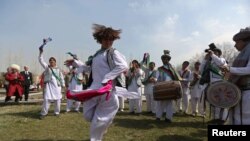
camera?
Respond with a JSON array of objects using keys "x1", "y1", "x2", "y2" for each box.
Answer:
[{"x1": 205, "y1": 43, "x2": 217, "y2": 53}]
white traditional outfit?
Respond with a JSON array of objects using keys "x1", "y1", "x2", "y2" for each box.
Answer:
[
  {"x1": 190, "y1": 70, "x2": 205, "y2": 116},
  {"x1": 155, "y1": 64, "x2": 180, "y2": 121},
  {"x1": 66, "y1": 67, "x2": 83, "y2": 112},
  {"x1": 39, "y1": 54, "x2": 65, "y2": 116},
  {"x1": 200, "y1": 53, "x2": 227, "y2": 121},
  {"x1": 127, "y1": 68, "x2": 143, "y2": 114},
  {"x1": 74, "y1": 48, "x2": 128, "y2": 141},
  {"x1": 141, "y1": 65, "x2": 157, "y2": 113},
  {"x1": 228, "y1": 28, "x2": 250, "y2": 124},
  {"x1": 177, "y1": 68, "x2": 192, "y2": 114}
]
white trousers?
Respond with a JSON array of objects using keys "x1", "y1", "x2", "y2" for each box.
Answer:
[
  {"x1": 118, "y1": 96, "x2": 124, "y2": 110},
  {"x1": 129, "y1": 98, "x2": 142, "y2": 113},
  {"x1": 66, "y1": 99, "x2": 81, "y2": 112},
  {"x1": 41, "y1": 99, "x2": 61, "y2": 115},
  {"x1": 83, "y1": 92, "x2": 119, "y2": 141},
  {"x1": 190, "y1": 97, "x2": 205, "y2": 115},
  {"x1": 177, "y1": 87, "x2": 190, "y2": 113},
  {"x1": 155, "y1": 100, "x2": 174, "y2": 120},
  {"x1": 145, "y1": 93, "x2": 156, "y2": 113},
  {"x1": 210, "y1": 107, "x2": 228, "y2": 120},
  {"x1": 229, "y1": 90, "x2": 250, "y2": 125}
]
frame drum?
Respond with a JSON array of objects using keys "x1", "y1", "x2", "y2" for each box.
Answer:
[{"x1": 206, "y1": 80, "x2": 241, "y2": 108}]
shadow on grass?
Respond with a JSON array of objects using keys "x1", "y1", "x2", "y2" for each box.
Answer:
[
  {"x1": 0, "y1": 101, "x2": 42, "y2": 107},
  {"x1": 14, "y1": 139, "x2": 89, "y2": 141},
  {"x1": 156, "y1": 134, "x2": 204, "y2": 141},
  {"x1": 114, "y1": 117, "x2": 207, "y2": 129},
  {"x1": 2, "y1": 109, "x2": 41, "y2": 119},
  {"x1": 156, "y1": 129, "x2": 207, "y2": 141}
]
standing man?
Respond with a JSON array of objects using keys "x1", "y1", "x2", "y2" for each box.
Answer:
[
  {"x1": 155, "y1": 50, "x2": 181, "y2": 123},
  {"x1": 20, "y1": 66, "x2": 33, "y2": 101},
  {"x1": 127, "y1": 60, "x2": 143, "y2": 115},
  {"x1": 190, "y1": 61, "x2": 205, "y2": 117},
  {"x1": 223, "y1": 27, "x2": 250, "y2": 125},
  {"x1": 141, "y1": 61, "x2": 158, "y2": 114},
  {"x1": 38, "y1": 40, "x2": 65, "y2": 119},
  {"x1": 66, "y1": 66, "x2": 83, "y2": 113},
  {"x1": 200, "y1": 43, "x2": 227, "y2": 124},
  {"x1": 177, "y1": 61, "x2": 192, "y2": 114}
]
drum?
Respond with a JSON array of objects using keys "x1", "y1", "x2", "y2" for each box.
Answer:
[
  {"x1": 206, "y1": 80, "x2": 241, "y2": 108},
  {"x1": 153, "y1": 81, "x2": 183, "y2": 100}
]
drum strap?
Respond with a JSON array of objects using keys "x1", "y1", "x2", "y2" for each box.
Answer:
[
  {"x1": 159, "y1": 67, "x2": 174, "y2": 80},
  {"x1": 240, "y1": 94, "x2": 243, "y2": 125},
  {"x1": 202, "y1": 84, "x2": 209, "y2": 118},
  {"x1": 232, "y1": 107, "x2": 235, "y2": 124}
]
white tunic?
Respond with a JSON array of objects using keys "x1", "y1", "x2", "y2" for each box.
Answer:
[
  {"x1": 127, "y1": 69, "x2": 144, "y2": 97},
  {"x1": 74, "y1": 49, "x2": 128, "y2": 120},
  {"x1": 68, "y1": 69, "x2": 83, "y2": 91},
  {"x1": 190, "y1": 71, "x2": 203, "y2": 98},
  {"x1": 39, "y1": 54, "x2": 65, "y2": 100}
]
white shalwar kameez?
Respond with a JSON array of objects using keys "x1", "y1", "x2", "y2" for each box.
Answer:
[
  {"x1": 177, "y1": 69, "x2": 192, "y2": 114},
  {"x1": 39, "y1": 54, "x2": 65, "y2": 116},
  {"x1": 229, "y1": 57, "x2": 250, "y2": 125},
  {"x1": 190, "y1": 71, "x2": 205, "y2": 116},
  {"x1": 66, "y1": 70, "x2": 82, "y2": 112},
  {"x1": 127, "y1": 69, "x2": 143, "y2": 114},
  {"x1": 74, "y1": 48, "x2": 128, "y2": 141},
  {"x1": 142, "y1": 69, "x2": 158, "y2": 113},
  {"x1": 155, "y1": 65, "x2": 174, "y2": 121},
  {"x1": 200, "y1": 54, "x2": 228, "y2": 120}
]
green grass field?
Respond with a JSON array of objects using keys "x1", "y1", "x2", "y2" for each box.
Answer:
[{"x1": 0, "y1": 100, "x2": 208, "y2": 141}]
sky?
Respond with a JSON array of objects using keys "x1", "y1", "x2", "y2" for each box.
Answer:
[{"x1": 0, "y1": 0, "x2": 249, "y2": 74}]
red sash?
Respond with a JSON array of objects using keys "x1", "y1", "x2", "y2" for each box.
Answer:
[{"x1": 159, "y1": 66, "x2": 174, "y2": 80}]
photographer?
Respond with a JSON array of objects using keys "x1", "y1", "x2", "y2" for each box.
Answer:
[{"x1": 200, "y1": 43, "x2": 228, "y2": 125}]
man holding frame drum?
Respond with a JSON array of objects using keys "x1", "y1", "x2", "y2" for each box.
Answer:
[
  {"x1": 200, "y1": 43, "x2": 228, "y2": 125},
  {"x1": 222, "y1": 26, "x2": 250, "y2": 125}
]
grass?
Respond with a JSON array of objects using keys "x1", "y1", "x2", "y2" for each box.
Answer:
[{"x1": 0, "y1": 99, "x2": 208, "y2": 141}]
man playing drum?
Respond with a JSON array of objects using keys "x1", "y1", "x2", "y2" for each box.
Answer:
[
  {"x1": 155, "y1": 50, "x2": 181, "y2": 123},
  {"x1": 200, "y1": 43, "x2": 228, "y2": 125},
  {"x1": 223, "y1": 26, "x2": 250, "y2": 125}
]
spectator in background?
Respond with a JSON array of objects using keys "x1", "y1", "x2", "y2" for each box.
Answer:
[
  {"x1": 3, "y1": 67, "x2": 12, "y2": 96},
  {"x1": 66, "y1": 66, "x2": 83, "y2": 113},
  {"x1": 5, "y1": 64, "x2": 24, "y2": 103},
  {"x1": 20, "y1": 66, "x2": 33, "y2": 101}
]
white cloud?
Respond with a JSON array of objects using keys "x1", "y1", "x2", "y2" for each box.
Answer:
[
  {"x1": 191, "y1": 31, "x2": 200, "y2": 37},
  {"x1": 233, "y1": 5, "x2": 247, "y2": 15},
  {"x1": 164, "y1": 14, "x2": 179, "y2": 27}
]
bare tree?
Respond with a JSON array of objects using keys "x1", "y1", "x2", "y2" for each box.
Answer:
[
  {"x1": 187, "y1": 42, "x2": 238, "y2": 71},
  {"x1": 217, "y1": 42, "x2": 238, "y2": 65}
]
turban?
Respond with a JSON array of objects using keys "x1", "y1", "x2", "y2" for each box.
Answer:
[
  {"x1": 161, "y1": 50, "x2": 171, "y2": 60},
  {"x1": 233, "y1": 26, "x2": 250, "y2": 41}
]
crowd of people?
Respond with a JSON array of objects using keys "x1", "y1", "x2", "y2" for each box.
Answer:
[{"x1": 1, "y1": 25, "x2": 250, "y2": 141}]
